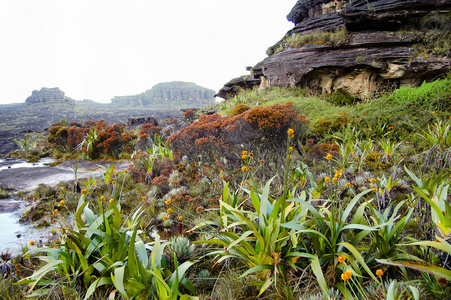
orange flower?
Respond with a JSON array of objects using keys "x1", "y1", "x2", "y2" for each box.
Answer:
[
  {"x1": 81, "y1": 189, "x2": 87, "y2": 194},
  {"x1": 332, "y1": 177, "x2": 338, "y2": 183},
  {"x1": 162, "y1": 215, "x2": 169, "y2": 221},
  {"x1": 341, "y1": 270, "x2": 352, "y2": 281},
  {"x1": 370, "y1": 178, "x2": 376, "y2": 183},
  {"x1": 345, "y1": 182, "x2": 351, "y2": 188},
  {"x1": 249, "y1": 153, "x2": 254, "y2": 158},
  {"x1": 372, "y1": 187, "x2": 377, "y2": 192},
  {"x1": 338, "y1": 255, "x2": 346, "y2": 263},
  {"x1": 29, "y1": 240, "x2": 35, "y2": 246},
  {"x1": 289, "y1": 147, "x2": 294, "y2": 152},
  {"x1": 142, "y1": 196, "x2": 147, "y2": 201},
  {"x1": 376, "y1": 269, "x2": 384, "y2": 276},
  {"x1": 196, "y1": 206, "x2": 203, "y2": 214},
  {"x1": 260, "y1": 159, "x2": 265, "y2": 165},
  {"x1": 335, "y1": 171, "x2": 342, "y2": 178},
  {"x1": 241, "y1": 166, "x2": 248, "y2": 172},
  {"x1": 324, "y1": 176, "x2": 330, "y2": 182},
  {"x1": 326, "y1": 153, "x2": 333, "y2": 160},
  {"x1": 109, "y1": 198, "x2": 114, "y2": 203},
  {"x1": 58, "y1": 200, "x2": 65, "y2": 207}
]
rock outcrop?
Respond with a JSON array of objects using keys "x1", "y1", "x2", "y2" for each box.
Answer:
[
  {"x1": 25, "y1": 87, "x2": 66, "y2": 104},
  {"x1": 127, "y1": 117, "x2": 159, "y2": 127},
  {"x1": 111, "y1": 81, "x2": 216, "y2": 108},
  {"x1": 217, "y1": 0, "x2": 451, "y2": 99}
]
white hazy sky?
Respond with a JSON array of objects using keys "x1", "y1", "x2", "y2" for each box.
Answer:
[{"x1": 0, "y1": 0, "x2": 295, "y2": 104}]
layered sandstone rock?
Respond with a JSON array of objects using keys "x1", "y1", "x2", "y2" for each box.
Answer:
[{"x1": 218, "y1": 0, "x2": 451, "y2": 99}]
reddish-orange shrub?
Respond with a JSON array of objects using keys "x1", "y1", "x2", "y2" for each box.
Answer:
[{"x1": 168, "y1": 103, "x2": 309, "y2": 166}]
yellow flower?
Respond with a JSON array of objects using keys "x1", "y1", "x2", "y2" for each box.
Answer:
[
  {"x1": 372, "y1": 187, "x2": 377, "y2": 192},
  {"x1": 287, "y1": 155, "x2": 292, "y2": 159},
  {"x1": 345, "y1": 182, "x2": 351, "y2": 188},
  {"x1": 241, "y1": 166, "x2": 248, "y2": 172},
  {"x1": 341, "y1": 270, "x2": 353, "y2": 281},
  {"x1": 109, "y1": 198, "x2": 114, "y2": 203},
  {"x1": 326, "y1": 153, "x2": 333, "y2": 160},
  {"x1": 112, "y1": 181, "x2": 116, "y2": 184},
  {"x1": 124, "y1": 169, "x2": 128, "y2": 173},
  {"x1": 335, "y1": 171, "x2": 342, "y2": 178},
  {"x1": 58, "y1": 200, "x2": 65, "y2": 207},
  {"x1": 162, "y1": 215, "x2": 169, "y2": 221},
  {"x1": 29, "y1": 240, "x2": 35, "y2": 246},
  {"x1": 287, "y1": 128, "x2": 294, "y2": 135},
  {"x1": 338, "y1": 255, "x2": 346, "y2": 263},
  {"x1": 289, "y1": 147, "x2": 294, "y2": 152},
  {"x1": 376, "y1": 269, "x2": 384, "y2": 276},
  {"x1": 242, "y1": 154, "x2": 248, "y2": 159},
  {"x1": 370, "y1": 178, "x2": 376, "y2": 183},
  {"x1": 100, "y1": 196, "x2": 106, "y2": 202},
  {"x1": 196, "y1": 206, "x2": 204, "y2": 214},
  {"x1": 291, "y1": 256, "x2": 300, "y2": 263},
  {"x1": 332, "y1": 177, "x2": 338, "y2": 183},
  {"x1": 165, "y1": 199, "x2": 172, "y2": 205},
  {"x1": 81, "y1": 189, "x2": 87, "y2": 194},
  {"x1": 178, "y1": 215, "x2": 183, "y2": 221},
  {"x1": 324, "y1": 176, "x2": 330, "y2": 183},
  {"x1": 244, "y1": 180, "x2": 249, "y2": 185},
  {"x1": 242, "y1": 150, "x2": 248, "y2": 156},
  {"x1": 142, "y1": 196, "x2": 147, "y2": 201},
  {"x1": 167, "y1": 208, "x2": 172, "y2": 214}
]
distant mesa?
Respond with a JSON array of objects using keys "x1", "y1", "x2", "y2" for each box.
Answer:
[
  {"x1": 111, "y1": 81, "x2": 216, "y2": 108},
  {"x1": 25, "y1": 87, "x2": 72, "y2": 104}
]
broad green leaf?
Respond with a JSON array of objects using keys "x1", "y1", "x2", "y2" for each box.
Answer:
[
  {"x1": 377, "y1": 259, "x2": 451, "y2": 280},
  {"x1": 113, "y1": 266, "x2": 128, "y2": 299}
]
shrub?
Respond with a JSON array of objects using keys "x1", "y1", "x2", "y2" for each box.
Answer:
[
  {"x1": 168, "y1": 103, "x2": 309, "y2": 166},
  {"x1": 230, "y1": 104, "x2": 250, "y2": 117}
]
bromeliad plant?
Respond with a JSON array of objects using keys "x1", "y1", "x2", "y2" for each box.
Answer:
[{"x1": 19, "y1": 189, "x2": 198, "y2": 299}]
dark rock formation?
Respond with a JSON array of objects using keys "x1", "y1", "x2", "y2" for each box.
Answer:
[
  {"x1": 111, "y1": 81, "x2": 216, "y2": 108},
  {"x1": 215, "y1": 75, "x2": 261, "y2": 99},
  {"x1": 25, "y1": 87, "x2": 66, "y2": 104},
  {"x1": 127, "y1": 117, "x2": 159, "y2": 127},
  {"x1": 218, "y1": 0, "x2": 451, "y2": 99}
]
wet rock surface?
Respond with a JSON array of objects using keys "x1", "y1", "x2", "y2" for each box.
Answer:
[{"x1": 0, "y1": 159, "x2": 131, "y2": 192}]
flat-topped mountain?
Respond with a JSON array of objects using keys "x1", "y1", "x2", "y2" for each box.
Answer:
[
  {"x1": 111, "y1": 81, "x2": 216, "y2": 108},
  {"x1": 25, "y1": 87, "x2": 72, "y2": 104}
]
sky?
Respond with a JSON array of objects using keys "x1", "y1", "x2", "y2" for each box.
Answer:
[{"x1": 0, "y1": 0, "x2": 295, "y2": 104}]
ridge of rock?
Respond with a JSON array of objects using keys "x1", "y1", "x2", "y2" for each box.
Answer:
[{"x1": 217, "y1": 0, "x2": 451, "y2": 99}]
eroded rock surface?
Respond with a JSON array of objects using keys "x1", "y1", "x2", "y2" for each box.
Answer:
[{"x1": 218, "y1": 0, "x2": 451, "y2": 99}]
